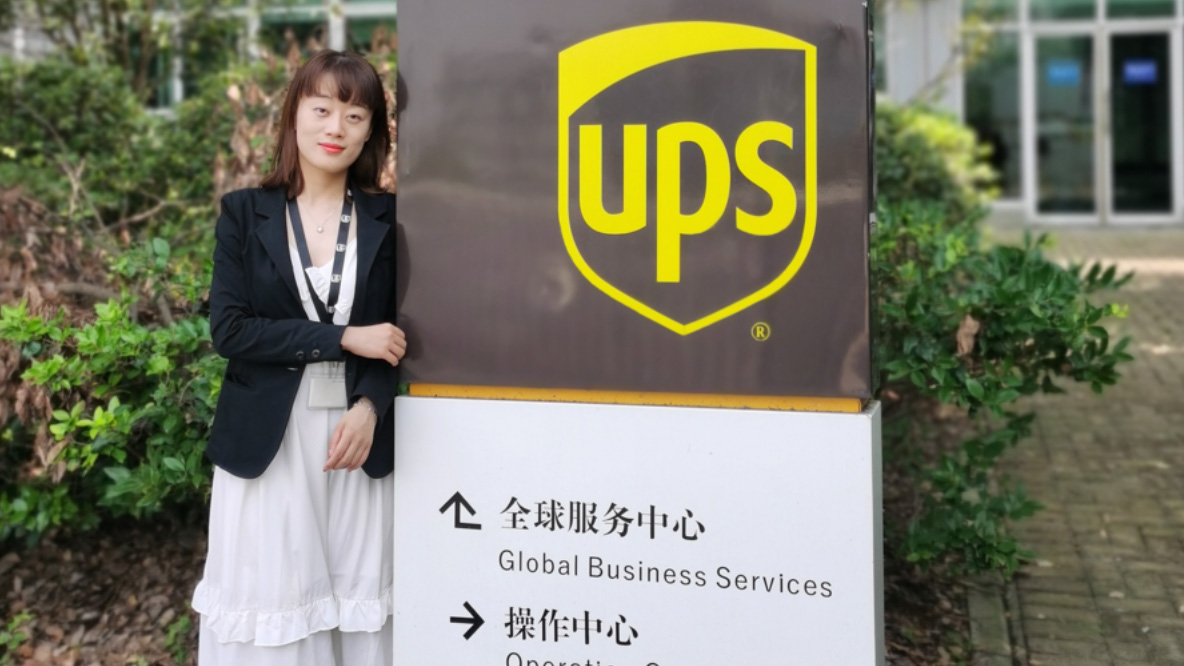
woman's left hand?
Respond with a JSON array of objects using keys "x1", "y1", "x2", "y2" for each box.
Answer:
[{"x1": 325, "y1": 401, "x2": 377, "y2": 472}]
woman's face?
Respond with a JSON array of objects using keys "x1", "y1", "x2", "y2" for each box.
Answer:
[{"x1": 294, "y1": 75, "x2": 373, "y2": 178}]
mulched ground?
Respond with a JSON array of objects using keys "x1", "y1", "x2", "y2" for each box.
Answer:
[
  {"x1": 0, "y1": 519, "x2": 204, "y2": 666},
  {"x1": 888, "y1": 574, "x2": 971, "y2": 665},
  {"x1": 884, "y1": 510, "x2": 974, "y2": 666},
  {"x1": 881, "y1": 403, "x2": 979, "y2": 666}
]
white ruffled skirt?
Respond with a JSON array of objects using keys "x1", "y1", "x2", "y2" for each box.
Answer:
[{"x1": 192, "y1": 362, "x2": 393, "y2": 666}]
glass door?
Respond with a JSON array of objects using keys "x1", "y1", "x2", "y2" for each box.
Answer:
[
  {"x1": 1028, "y1": 28, "x2": 1180, "y2": 224},
  {"x1": 1033, "y1": 34, "x2": 1097, "y2": 217},
  {"x1": 1107, "y1": 30, "x2": 1175, "y2": 220}
]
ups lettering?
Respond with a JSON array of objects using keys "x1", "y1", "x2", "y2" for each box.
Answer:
[{"x1": 578, "y1": 121, "x2": 797, "y2": 283}]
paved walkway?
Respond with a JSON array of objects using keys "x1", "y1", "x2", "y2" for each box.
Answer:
[{"x1": 986, "y1": 226, "x2": 1184, "y2": 666}]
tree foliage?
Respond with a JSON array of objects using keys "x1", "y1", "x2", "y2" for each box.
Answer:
[{"x1": 11, "y1": 0, "x2": 239, "y2": 103}]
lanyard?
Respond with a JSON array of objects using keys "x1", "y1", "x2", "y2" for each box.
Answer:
[{"x1": 288, "y1": 186, "x2": 353, "y2": 325}]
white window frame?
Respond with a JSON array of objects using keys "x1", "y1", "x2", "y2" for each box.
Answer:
[{"x1": 966, "y1": 0, "x2": 1184, "y2": 225}]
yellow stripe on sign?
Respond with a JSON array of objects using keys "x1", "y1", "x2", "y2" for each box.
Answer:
[{"x1": 408, "y1": 384, "x2": 864, "y2": 414}]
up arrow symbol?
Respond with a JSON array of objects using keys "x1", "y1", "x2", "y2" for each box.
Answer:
[{"x1": 439, "y1": 491, "x2": 482, "y2": 530}]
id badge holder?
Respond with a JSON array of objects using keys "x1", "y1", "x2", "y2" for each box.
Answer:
[{"x1": 308, "y1": 377, "x2": 348, "y2": 409}]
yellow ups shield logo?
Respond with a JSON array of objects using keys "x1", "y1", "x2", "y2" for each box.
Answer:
[{"x1": 558, "y1": 22, "x2": 818, "y2": 336}]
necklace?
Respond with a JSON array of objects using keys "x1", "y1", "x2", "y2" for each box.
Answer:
[{"x1": 297, "y1": 198, "x2": 337, "y2": 234}]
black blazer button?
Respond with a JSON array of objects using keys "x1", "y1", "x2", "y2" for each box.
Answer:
[
  {"x1": 312, "y1": 349, "x2": 321, "y2": 360},
  {"x1": 296, "y1": 351, "x2": 305, "y2": 361}
]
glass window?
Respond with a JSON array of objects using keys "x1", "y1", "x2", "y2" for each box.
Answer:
[
  {"x1": 1030, "y1": 0, "x2": 1096, "y2": 20},
  {"x1": 965, "y1": 32, "x2": 1022, "y2": 199},
  {"x1": 964, "y1": 0, "x2": 1019, "y2": 23},
  {"x1": 1107, "y1": 0, "x2": 1174, "y2": 18},
  {"x1": 347, "y1": 18, "x2": 397, "y2": 55}
]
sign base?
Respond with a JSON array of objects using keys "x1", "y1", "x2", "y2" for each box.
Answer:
[{"x1": 394, "y1": 397, "x2": 884, "y2": 665}]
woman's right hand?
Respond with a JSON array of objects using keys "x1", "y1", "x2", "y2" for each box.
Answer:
[{"x1": 341, "y1": 324, "x2": 406, "y2": 366}]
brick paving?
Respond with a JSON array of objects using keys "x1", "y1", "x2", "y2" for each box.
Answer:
[{"x1": 987, "y1": 226, "x2": 1184, "y2": 666}]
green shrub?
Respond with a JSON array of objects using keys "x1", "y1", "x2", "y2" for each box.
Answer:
[
  {"x1": 0, "y1": 58, "x2": 141, "y2": 162},
  {"x1": 0, "y1": 483, "x2": 88, "y2": 546},
  {"x1": 0, "y1": 56, "x2": 217, "y2": 248},
  {"x1": 873, "y1": 101, "x2": 1132, "y2": 574},
  {"x1": 876, "y1": 100, "x2": 996, "y2": 223},
  {"x1": 0, "y1": 240, "x2": 221, "y2": 540},
  {"x1": 0, "y1": 54, "x2": 295, "y2": 258},
  {"x1": 0, "y1": 57, "x2": 142, "y2": 214}
]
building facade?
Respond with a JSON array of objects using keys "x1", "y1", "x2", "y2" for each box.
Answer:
[{"x1": 884, "y1": 0, "x2": 1184, "y2": 226}]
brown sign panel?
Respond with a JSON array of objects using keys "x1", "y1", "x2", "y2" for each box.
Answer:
[{"x1": 396, "y1": 0, "x2": 872, "y2": 398}]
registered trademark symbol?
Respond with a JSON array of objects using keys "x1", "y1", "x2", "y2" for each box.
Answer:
[{"x1": 751, "y1": 322, "x2": 771, "y2": 342}]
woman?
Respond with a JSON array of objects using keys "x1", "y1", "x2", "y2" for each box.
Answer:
[{"x1": 192, "y1": 50, "x2": 403, "y2": 666}]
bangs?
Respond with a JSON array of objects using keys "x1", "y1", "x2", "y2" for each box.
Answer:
[{"x1": 293, "y1": 54, "x2": 384, "y2": 112}]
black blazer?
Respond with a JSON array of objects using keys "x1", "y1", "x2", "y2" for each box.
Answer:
[{"x1": 207, "y1": 186, "x2": 398, "y2": 479}]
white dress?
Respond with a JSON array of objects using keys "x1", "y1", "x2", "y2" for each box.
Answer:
[{"x1": 193, "y1": 208, "x2": 394, "y2": 666}]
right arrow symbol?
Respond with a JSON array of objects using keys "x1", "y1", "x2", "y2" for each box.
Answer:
[
  {"x1": 439, "y1": 491, "x2": 482, "y2": 530},
  {"x1": 450, "y1": 601, "x2": 485, "y2": 640}
]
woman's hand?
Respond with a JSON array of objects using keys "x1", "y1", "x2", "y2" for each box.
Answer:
[
  {"x1": 341, "y1": 323, "x2": 406, "y2": 366},
  {"x1": 325, "y1": 400, "x2": 378, "y2": 472}
]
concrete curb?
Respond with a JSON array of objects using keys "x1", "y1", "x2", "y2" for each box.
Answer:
[
  {"x1": 1003, "y1": 577, "x2": 1027, "y2": 665},
  {"x1": 969, "y1": 573, "x2": 1023, "y2": 666}
]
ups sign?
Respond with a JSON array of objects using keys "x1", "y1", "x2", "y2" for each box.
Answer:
[
  {"x1": 559, "y1": 22, "x2": 816, "y2": 335},
  {"x1": 397, "y1": 1, "x2": 872, "y2": 398}
]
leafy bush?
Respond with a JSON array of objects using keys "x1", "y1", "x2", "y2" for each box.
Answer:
[
  {"x1": 0, "y1": 58, "x2": 142, "y2": 215},
  {"x1": 875, "y1": 101, "x2": 996, "y2": 224},
  {"x1": 0, "y1": 58, "x2": 263, "y2": 539},
  {"x1": 0, "y1": 56, "x2": 218, "y2": 250},
  {"x1": 0, "y1": 241, "x2": 220, "y2": 543},
  {"x1": 873, "y1": 101, "x2": 1131, "y2": 574},
  {"x1": 0, "y1": 54, "x2": 301, "y2": 256}
]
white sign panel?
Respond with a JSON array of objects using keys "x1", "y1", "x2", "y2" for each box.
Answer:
[{"x1": 394, "y1": 397, "x2": 883, "y2": 665}]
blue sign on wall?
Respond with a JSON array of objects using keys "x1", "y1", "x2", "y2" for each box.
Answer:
[
  {"x1": 1124, "y1": 59, "x2": 1158, "y2": 86},
  {"x1": 1047, "y1": 60, "x2": 1082, "y2": 87}
]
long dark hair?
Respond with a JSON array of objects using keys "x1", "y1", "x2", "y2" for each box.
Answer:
[{"x1": 261, "y1": 50, "x2": 392, "y2": 198}]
